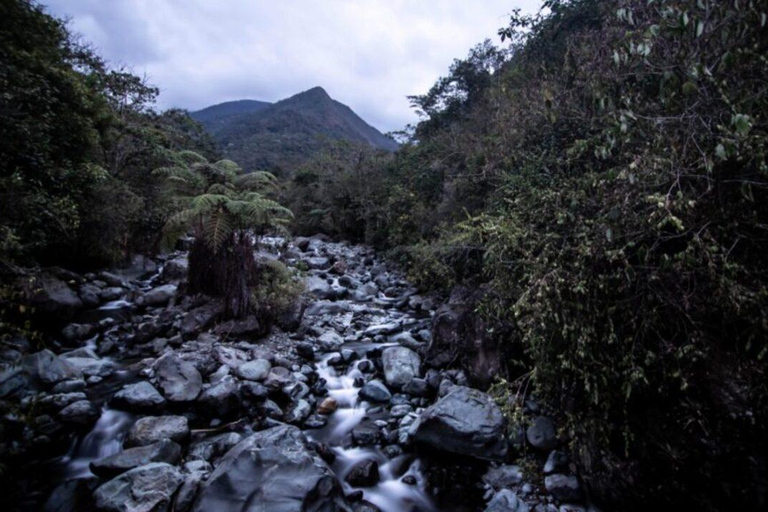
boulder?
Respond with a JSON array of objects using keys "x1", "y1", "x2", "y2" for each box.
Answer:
[
  {"x1": 483, "y1": 465, "x2": 524, "y2": 490},
  {"x1": 426, "y1": 286, "x2": 512, "y2": 388},
  {"x1": 90, "y1": 439, "x2": 182, "y2": 479},
  {"x1": 25, "y1": 273, "x2": 83, "y2": 323},
  {"x1": 318, "y1": 331, "x2": 344, "y2": 351},
  {"x1": 345, "y1": 459, "x2": 380, "y2": 487},
  {"x1": 409, "y1": 386, "x2": 507, "y2": 460},
  {"x1": 526, "y1": 416, "x2": 558, "y2": 451},
  {"x1": 126, "y1": 416, "x2": 189, "y2": 447},
  {"x1": 235, "y1": 359, "x2": 271, "y2": 381},
  {"x1": 358, "y1": 380, "x2": 391, "y2": 403},
  {"x1": 161, "y1": 257, "x2": 188, "y2": 282},
  {"x1": 544, "y1": 474, "x2": 582, "y2": 502},
  {"x1": 180, "y1": 300, "x2": 224, "y2": 339},
  {"x1": 197, "y1": 376, "x2": 240, "y2": 416},
  {"x1": 93, "y1": 462, "x2": 182, "y2": 512},
  {"x1": 112, "y1": 382, "x2": 166, "y2": 412},
  {"x1": 381, "y1": 346, "x2": 420, "y2": 388},
  {"x1": 142, "y1": 285, "x2": 177, "y2": 307},
  {"x1": 58, "y1": 400, "x2": 99, "y2": 425},
  {"x1": 154, "y1": 354, "x2": 202, "y2": 402},
  {"x1": 25, "y1": 349, "x2": 82, "y2": 385},
  {"x1": 192, "y1": 425, "x2": 348, "y2": 512},
  {"x1": 213, "y1": 315, "x2": 264, "y2": 338},
  {"x1": 484, "y1": 490, "x2": 530, "y2": 512}
]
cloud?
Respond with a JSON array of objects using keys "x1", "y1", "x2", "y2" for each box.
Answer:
[{"x1": 42, "y1": 0, "x2": 542, "y2": 132}]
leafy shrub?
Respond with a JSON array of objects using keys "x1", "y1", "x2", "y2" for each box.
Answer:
[{"x1": 250, "y1": 259, "x2": 304, "y2": 322}]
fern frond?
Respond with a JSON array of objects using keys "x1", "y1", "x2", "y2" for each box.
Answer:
[
  {"x1": 177, "y1": 150, "x2": 208, "y2": 166},
  {"x1": 160, "y1": 208, "x2": 199, "y2": 251},
  {"x1": 206, "y1": 183, "x2": 237, "y2": 197},
  {"x1": 202, "y1": 208, "x2": 233, "y2": 252}
]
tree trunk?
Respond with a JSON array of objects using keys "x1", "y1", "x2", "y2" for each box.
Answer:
[{"x1": 188, "y1": 231, "x2": 255, "y2": 318}]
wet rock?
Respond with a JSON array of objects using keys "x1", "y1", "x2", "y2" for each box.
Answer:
[
  {"x1": 304, "y1": 414, "x2": 327, "y2": 429},
  {"x1": 264, "y1": 366, "x2": 292, "y2": 390},
  {"x1": 317, "y1": 397, "x2": 338, "y2": 415},
  {"x1": 403, "y1": 377, "x2": 429, "y2": 397},
  {"x1": 345, "y1": 459, "x2": 380, "y2": 487},
  {"x1": 188, "y1": 432, "x2": 243, "y2": 463},
  {"x1": 79, "y1": 283, "x2": 102, "y2": 308},
  {"x1": 544, "y1": 474, "x2": 582, "y2": 502},
  {"x1": 351, "y1": 424, "x2": 381, "y2": 446},
  {"x1": 93, "y1": 462, "x2": 182, "y2": 512},
  {"x1": 112, "y1": 382, "x2": 166, "y2": 412},
  {"x1": 359, "y1": 380, "x2": 391, "y2": 403},
  {"x1": 90, "y1": 439, "x2": 182, "y2": 479},
  {"x1": 161, "y1": 257, "x2": 188, "y2": 282},
  {"x1": 294, "y1": 237, "x2": 311, "y2": 252},
  {"x1": 51, "y1": 379, "x2": 86, "y2": 394},
  {"x1": 180, "y1": 300, "x2": 224, "y2": 338},
  {"x1": 213, "y1": 315, "x2": 264, "y2": 338},
  {"x1": 381, "y1": 346, "x2": 420, "y2": 388},
  {"x1": 63, "y1": 357, "x2": 115, "y2": 378},
  {"x1": 126, "y1": 415, "x2": 189, "y2": 447},
  {"x1": 58, "y1": 399, "x2": 99, "y2": 425},
  {"x1": 544, "y1": 450, "x2": 569, "y2": 475},
  {"x1": 25, "y1": 273, "x2": 83, "y2": 323},
  {"x1": 427, "y1": 286, "x2": 510, "y2": 388},
  {"x1": 198, "y1": 376, "x2": 240, "y2": 416},
  {"x1": 99, "y1": 287, "x2": 124, "y2": 302},
  {"x1": 98, "y1": 271, "x2": 126, "y2": 288},
  {"x1": 526, "y1": 416, "x2": 558, "y2": 451},
  {"x1": 142, "y1": 285, "x2": 177, "y2": 307},
  {"x1": 295, "y1": 342, "x2": 315, "y2": 360},
  {"x1": 409, "y1": 386, "x2": 507, "y2": 460},
  {"x1": 485, "y1": 489, "x2": 530, "y2": 512},
  {"x1": 25, "y1": 349, "x2": 82, "y2": 385},
  {"x1": 154, "y1": 353, "x2": 202, "y2": 402},
  {"x1": 61, "y1": 323, "x2": 94, "y2": 342},
  {"x1": 318, "y1": 331, "x2": 344, "y2": 351},
  {"x1": 363, "y1": 322, "x2": 400, "y2": 337},
  {"x1": 483, "y1": 465, "x2": 524, "y2": 490},
  {"x1": 192, "y1": 425, "x2": 347, "y2": 512},
  {"x1": 235, "y1": 359, "x2": 271, "y2": 381},
  {"x1": 285, "y1": 399, "x2": 311, "y2": 424}
]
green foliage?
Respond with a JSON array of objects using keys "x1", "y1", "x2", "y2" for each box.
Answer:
[
  {"x1": 250, "y1": 259, "x2": 304, "y2": 321},
  {"x1": 0, "y1": 1, "x2": 219, "y2": 268},
  {"x1": 157, "y1": 153, "x2": 292, "y2": 253},
  {"x1": 289, "y1": 0, "x2": 768, "y2": 508}
]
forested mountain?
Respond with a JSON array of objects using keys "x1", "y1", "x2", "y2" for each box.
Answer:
[
  {"x1": 189, "y1": 99, "x2": 271, "y2": 129},
  {"x1": 191, "y1": 87, "x2": 398, "y2": 174}
]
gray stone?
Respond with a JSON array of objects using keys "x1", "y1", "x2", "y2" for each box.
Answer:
[
  {"x1": 126, "y1": 416, "x2": 189, "y2": 447},
  {"x1": 142, "y1": 285, "x2": 177, "y2": 307},
  {"x1": 26, "y1": 273, "x2": 83, "y2": 322},
  {"x1": 113, "y1": 382, "x2": 166, "y2": 412},
  {"x1": 235, "y1": 359, "x2": 271, "y2": 381},
  {"x1": 161, "y1": 257, "x2": 188, "y2": 282},
  {"x1": 188, "y1": 432, "x2": 243, "y2": 462},
  {"x1": 154, "y1": 354, "x2": 202, "y2": 402},
  {"x1": 25, "y1": 350, "x2": 82, "y2": 385},
  {"x1": 192, "y1": 425, "x2": 347, "y2": 512},
  {"x1": 197, "y1": 376, "x2": 240, "y2": 415},
  {"x1": 526, "y1": 416, "x2": 558, "y2": 451},
  {"x1": 345, "y1": 459, "x2": 380, "y2": 487},
  {"x1": 403, "y1": 377, "x2": 429, "y2": 397},
  {"x1": 58, "y1": 400, "x2": 99, "y2": 425},
  {"x1": 544, "y1": 474, "x2": 583, "y2": 502},
  {"x1": 409, "y1": 386, "x2": 507, "y2": 460},
  {"x1": 381, "y1": 346, "x2": 420, "y2": 388},
  {"x1": 485, "y1": 489, "x2": 530, "y2": 512},
  {"x1": 318, "y1": 331, "x2": 344, "y2": 351},
  {"x1": 544, "y1": 450, "x2": 569, "y2": 475},
  {"x1": 90, "y1": 439, "x2": 182, "y2": 478},
  {"x1": 483, "y1": 465, "x2": 524, "y2": 490},
  {"x1": 359, "y1": 380, "x2": 391, "y2": 403},
  {"x1": 93, "y1": 462, "x2": 182, "y2": 512},
  {"x1": 285, "y1": 399, "x2": 311, "y2": 424}
]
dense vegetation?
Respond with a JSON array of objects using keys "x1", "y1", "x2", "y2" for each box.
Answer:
[
  {"x1": 191, "y1": 87, "x2": 399, "y2": 176},
  {"x1": 286, "y1": 0, "x2": 768, "y2": 509},
  {"x1": 0, "y1": 1, "x2": 295, "y2": 333},
  {"x1": 0, "y1": 1, "x2": 220, "y2": 270}
]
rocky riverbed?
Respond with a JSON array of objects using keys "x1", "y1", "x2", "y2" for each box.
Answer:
[{"x1": 0, "y1": 236, "x2": 593, "y2": 512}]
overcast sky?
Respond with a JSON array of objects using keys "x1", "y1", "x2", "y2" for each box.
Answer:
[{"x1": 42, "y1": 0, "x2": 542, "y2": 133}]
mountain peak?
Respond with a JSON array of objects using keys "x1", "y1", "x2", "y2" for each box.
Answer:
[{"x1": 283, "y1": 86, "x2": 332, "y2": 105}]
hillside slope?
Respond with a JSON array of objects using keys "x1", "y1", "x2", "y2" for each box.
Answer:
[{"x1": 191, "y1": 87, "x2": 398, "y2": 174}]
